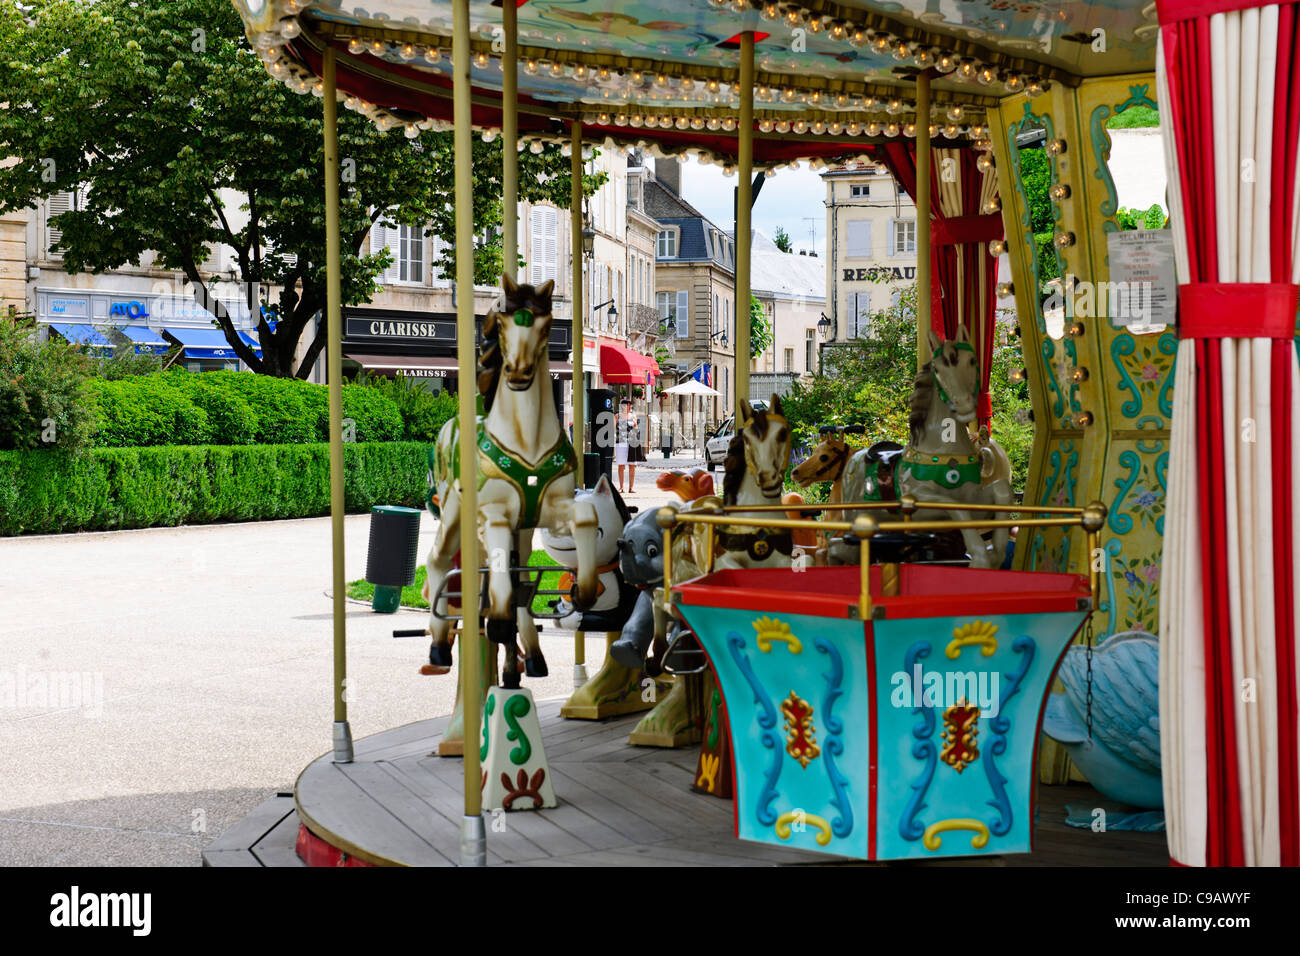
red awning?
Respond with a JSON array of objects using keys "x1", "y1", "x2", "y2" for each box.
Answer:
[{"x1": 599, "y1": 343, "x2": 658, "y2": 385}]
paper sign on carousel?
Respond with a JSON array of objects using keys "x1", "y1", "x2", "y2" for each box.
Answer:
[{"x1": 673, "y1": 564, "x2": 1091, "y2": 861}]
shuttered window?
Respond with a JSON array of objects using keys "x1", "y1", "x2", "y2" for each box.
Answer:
[
  {"x1": 370, "y1": 220, "x2": 401, "y2": 284},
  {"x1": 529, "y1": 206, "x2": 558, "y2": 285},
  {"x1": 45, "y1": 190, "x2": 78, "y2": 258},
  {"x1": 891, "y1": 220, "x2": 917, "y2": 255},
  {"x1": 845, "y1": 220, "x2": 872, "y2": 258}
]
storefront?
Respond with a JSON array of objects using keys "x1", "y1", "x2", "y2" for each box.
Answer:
[
  {"x1": 342, "y1": 306, "x2": 573, "y2": 398},
  {"x1": 34, "y1": 287, "x2": 257, "y2": 370}
]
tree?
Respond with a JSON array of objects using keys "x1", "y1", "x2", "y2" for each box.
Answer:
[
  {"x1": 772, "y1": 226, "x2": 793, "y2": 253},
  {"x1": 0, "y1": 0, "x2": 603, "y2": 378},
  {"x1": 748, "y1": 294, "x2": 773, "y2": 358}
]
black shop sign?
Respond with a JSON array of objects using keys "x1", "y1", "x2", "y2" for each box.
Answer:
[{"x1": 843, "y1": 266, "x2": 916, "y2": 282}]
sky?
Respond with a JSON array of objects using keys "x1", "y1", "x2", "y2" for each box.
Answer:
[{"x1": 662, "y1": 158, "x2": 829, "y2": 257}]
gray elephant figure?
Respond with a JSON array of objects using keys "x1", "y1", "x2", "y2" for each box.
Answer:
[{"x1": 609, "y1": 507, "x2": 671, "y2": 674}]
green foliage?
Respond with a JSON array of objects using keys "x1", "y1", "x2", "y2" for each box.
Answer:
[
  {"x1": 91, "y1": 346, "x2": 170, "y2": 380},
  {"x1": 0, "y1": 0, "x2": 599, "y2": 378},
  {"x1": 1105, "y1": 105, "x2": 1160, "y2": 129},
  {"x1": 749, "y1": 294, "x2": 774, "y2": 357},
  {"x1": 1115, "y1": 204, "x2": 1168, "y2": 230},
  {"x1": 782, "y1": 284, "x2": 918, "y2": 452},
  {"x1": 0, "y1": 316, "x2": 98, "y2": 451},
  {"x1": 0, "y1": 442, "x2": 427, "y2": 535},
  {"x1": 81, "y1": 369, "x2": 406, "y2": 446},
  {"x1": 772, "y1": 227, "x2": 793, "y2": 253},
  {"x1": 987, "y1": 341, "x2": 1034, "y2": 489},
  {"x1": 1034, "y1": 231, "x2": 1062, "y2": 288},
  {"x1": 354, "y1": 372, "x2": 457, "y2": 442},
  {"x1": 1018, "y1": 148, "x2": 1055, "y2": 234}
]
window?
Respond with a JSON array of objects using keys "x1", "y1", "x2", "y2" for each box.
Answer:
[
  {"x1": 846, "y1": 220, "x2": 871, "y2": 258},
  {"x1": 783, "y1": 348, "x2": 794, "y2": 373},
  {"x1": 713, "y1": 292, "x2": 719, "y2": 334},
  {"x1": 529, "y1": 206, "x2": 559, "y2": 284},
  {"x1": 850, "y1": 184, "x2": 870, "y2": 198},
  {"x1": 430, "y1": 234, "x2": 450, "y2": 286},
  {"x1": 656, "y1": 229, "x2": 677, "y2": 258},
  {"x1": 658, "y1": 289, "x2": 690, "y2": 337},
  {"x1": 398, "y1": 225, "x2": 424, "y2": 282},
  {"x1": 891, "y1": 220, "x2": 917, "y2": 255},
  {"x1": 847, "y1": 291, "x2": 873, "y2": 338},
  {"x1": 724, "y1": 298, "x2": 730, "y2": 344},
  {"x1": 805, "y1": 329, "x2": 815, "y2": 373},
  {"x1": 45, "y1": 190, "x2": 82, "y2": 258}
]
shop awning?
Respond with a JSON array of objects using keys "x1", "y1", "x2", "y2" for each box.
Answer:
[
  {"x1": 599, "y1": 343, "x2": 658, "y2": 385},
  {"x1": 344, "y1": 352, "x2": 459, "y2": 375},
  {"x1": 49, "y1": 323, "x2": 112, "y2": 348},
  {"x1": 163, "y1": 327, "x2": 248, "y2": 361},
  {"x1": 237, "y1": 331, "x2": 263, "y2": 357},
  {"x1": 118, "y1": 326, "x2": 170, "y2": 355}
]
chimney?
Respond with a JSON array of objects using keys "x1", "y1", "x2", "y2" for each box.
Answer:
[{"x1": 655, "y1": 157, "x2": 682, "y2": 196}]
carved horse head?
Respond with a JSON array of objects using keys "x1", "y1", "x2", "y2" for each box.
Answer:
[
  {"x1": 724, "y1": 394, "x2": 791, "y2": 504},
  {"x1": 923, "y1": 325, "x2": 981, "y2": 427},
  {"x1": 479, "y1": 275, "x2": 554, "y2": 406},
  {"x1": 791, "y1": 423, "x2": 864, "y2": 488}
]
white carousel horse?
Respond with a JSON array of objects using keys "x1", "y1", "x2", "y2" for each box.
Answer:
[
  {"x1": 425, "y1": 276, "x2": 598, "y2": 677},
  {"x1": 897, "y1": 327, "x2": 1013, "y2": 569},
  {"x1": 714, "y1": 394, "x2": 794, "y2": 571}
]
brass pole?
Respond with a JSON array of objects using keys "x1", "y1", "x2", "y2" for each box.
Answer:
[
  {"x1": 453, "y1": 0, "x2": 485, "y2": 864},
  {"x1": 501, "y1": 0, "x2": 518, "y2": 279},
  {"x1": 571, "y1": 121, "x2": 584, "y2": 486},
  {"x1": 915, "y1": 69, "x2": 933, "y2": 372},
  {"x1": 734, "y1": 30, "x2": 754, "y2": 407},
  {"x1": 859, "y1": 539, "x2": 871, "y2": 619},
  {"x1": 570, "y1": 120, "x2": 586, "y2": 686},
  {"x1": 322, "y1": 48, "x2": 352, "y2": 765}
]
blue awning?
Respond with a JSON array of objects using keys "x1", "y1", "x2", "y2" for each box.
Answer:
[
  {"x1": 237, "y1": 331, "x2": 263, "y2": 357},
  {"x1": 49, "y1": 323, "x2": 112, "y2": 348},
  {"x1": 118, "y1": 325, "x2": 170, "y2": 355},
  {"x1": 163, "y1": 327, "x2": 247, "y2": 361}
]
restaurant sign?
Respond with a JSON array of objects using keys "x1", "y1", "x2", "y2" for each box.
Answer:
[{"x1": 842, "y1": 266, "x2": 916, "y2": 282}]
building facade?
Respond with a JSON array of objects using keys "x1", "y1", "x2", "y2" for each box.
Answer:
[
  {"x1": 646, "y1": 159, "x2": 736, "y2": 430},
  {"x1": 750, "y1": 229, "x2": 826, "y2": 395},
  {"x1": 822, "y1": 161, "x2": 918, "y2": 344}
]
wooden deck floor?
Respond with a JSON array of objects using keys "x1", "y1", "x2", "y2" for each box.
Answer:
[{"x1": 205, "y1": 698, "x2": 1169, "y2": 867}]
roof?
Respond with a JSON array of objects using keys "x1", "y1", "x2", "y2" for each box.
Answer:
[
  {"x1": 749, "y1": 231, "x2": 826, "y2": 302},
  {"x1": 645, "y1": 177, "x2": 734, "y2": 273}
]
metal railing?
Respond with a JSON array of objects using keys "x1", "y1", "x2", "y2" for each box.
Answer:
[{"x1": 656, "y1": 496, "x2": 1108, "y2": 621}]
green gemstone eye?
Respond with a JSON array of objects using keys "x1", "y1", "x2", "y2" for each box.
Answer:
[{"x1": 513, "y1": 308, "x2": 535, "y2": 327}]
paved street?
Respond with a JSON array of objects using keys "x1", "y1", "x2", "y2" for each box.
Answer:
[{"x1": 0, "y1": 467, "x2": 687, "y2": 866}]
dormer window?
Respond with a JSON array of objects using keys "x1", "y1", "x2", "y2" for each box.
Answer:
[{"x1": 656, "y1": 229, "x2": 677, "y2": 258}]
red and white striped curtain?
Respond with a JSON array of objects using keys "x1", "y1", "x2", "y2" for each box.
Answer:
[
  {"x1": 1156, "y1": 0, "x2": 1300, "y2": 866},
  {"x1": 879, "y1": 143, "x2": 1003, "y2": 428}
]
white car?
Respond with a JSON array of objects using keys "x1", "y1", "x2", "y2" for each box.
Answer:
[{"x1": 704, "y1": 400, "x2": 769, "y2": 468}]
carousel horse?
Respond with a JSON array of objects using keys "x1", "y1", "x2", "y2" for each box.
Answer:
[
  {"x1": 714, "y1": 394, "x2": 794, "y2": 571},
  {"x1": 655, "y1": 466, "x2": 715, "y2": 502},
  {"x1": 897, "y1": 327, "x2": 1013, "y2": 568},
  {"x1": 424, "y1": 276, "x2": 599, "y2": 678}
]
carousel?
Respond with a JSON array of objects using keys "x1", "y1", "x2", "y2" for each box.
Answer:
[{"x1": 212, "y1": 0, "x2": 1299, "y2": 867}]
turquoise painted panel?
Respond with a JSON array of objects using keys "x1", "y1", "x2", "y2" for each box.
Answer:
[
  {"x1": 676, "y1": 604, "x2": 870, "y2": 860},
  {"x1": 872, "y1": 611, "x2": 1085, "y2": 860}
]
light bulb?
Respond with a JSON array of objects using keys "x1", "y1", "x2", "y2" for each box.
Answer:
[
  {"x1": 1049, "y1": 183, "x2": 1071, "y2": 201},
  {"x1": 1045, "y1": 138, "x2": 1067, "y2": 157},
  {"x1": 1004, "y1": 74, "x2": 1024, "y2": 93},
  {"x1": 988, "y1": 240, "x2": 1007, "y2": 257}
]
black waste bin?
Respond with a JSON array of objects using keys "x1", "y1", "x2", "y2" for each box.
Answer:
[{"x1": 365, "y1": 505, "x2": 423, "y2": 613}]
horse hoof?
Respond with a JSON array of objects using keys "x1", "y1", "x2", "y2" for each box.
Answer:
[
  {"x1": 609, "y1": 640, "x2": 645, "y2": 670},
  {"x1": 419, "y1": 664, "x2": 450, "y2": 676},
  {"x1": 428, "y1": 643, "x2": 453, "y2": 667},
  {"x1": 524, "y1": 656, "x2": 549, "y2": 678}
]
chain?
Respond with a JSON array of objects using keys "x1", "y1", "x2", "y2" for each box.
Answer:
[{"x1": 1084, "y1": 613, "x2": 1095, "y2": 741}]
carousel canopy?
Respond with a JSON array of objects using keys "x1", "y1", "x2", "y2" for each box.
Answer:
[{"x1": 232, "y1": 1, "x2": 1160, "y2": 170}]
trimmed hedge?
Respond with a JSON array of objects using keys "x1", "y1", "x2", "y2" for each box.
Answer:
[
  {"x1": 0, "y1": 441, "x2": 426, "y2": 536},
  {"x1": 82, "y1": 370, "x2": 404, "y2": 447}
]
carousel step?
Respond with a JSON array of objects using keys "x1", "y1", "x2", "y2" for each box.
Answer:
[{"x1": 201, "y1": 793, "x2": 306, "y2": 868}]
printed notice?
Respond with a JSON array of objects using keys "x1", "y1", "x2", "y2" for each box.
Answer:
[{"x1": 1105, "y1": 229, "x2": 1177, "y2": 331}]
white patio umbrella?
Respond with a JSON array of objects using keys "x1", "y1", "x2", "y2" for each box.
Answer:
[{"x1": 663, "y1": 378, "x2": 721, "y2": 456}]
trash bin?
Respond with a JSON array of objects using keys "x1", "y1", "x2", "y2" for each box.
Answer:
[
  {"x1": 661, "y1": 424, "x2": 674, "y2": 460},
  {"x1": 365, "y1": 505, "x2": 423, "y2": 613}
]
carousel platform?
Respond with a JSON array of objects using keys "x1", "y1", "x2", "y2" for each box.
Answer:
[{"x1": 203, "y1": 698, "x2": 1170, "y2": 867}]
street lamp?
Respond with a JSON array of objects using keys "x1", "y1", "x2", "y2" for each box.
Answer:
[
  {"x1": 592, "y1": 299, "x2": 618, "y2": 322},
  {"x1": 817, "y1": 311, "x2": 835, "y2": 339}
]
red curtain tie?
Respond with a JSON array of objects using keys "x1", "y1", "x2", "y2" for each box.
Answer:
[
  {"x1": 977, "y1": 390, "x2": 993, "y2": 427},
  {"x1": 930, "y1": 214, "x2": 1004, "y2": 246},
  {"x1": 1177, "y1": 283, "x2": 1298, "y2": 339}
]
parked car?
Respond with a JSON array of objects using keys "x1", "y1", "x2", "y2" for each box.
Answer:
[{"x1": 704, "y1": 399, "x2": 769, "y2": 468}]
